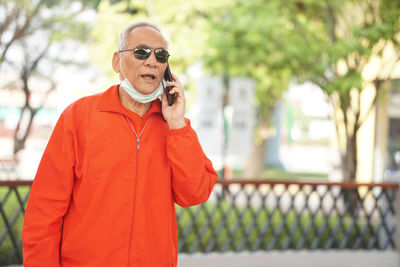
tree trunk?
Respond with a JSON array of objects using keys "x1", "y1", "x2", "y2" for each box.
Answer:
[
  {"x1": 243, "y1": 137, "x2": 268, "y2": 178},
  {"x1": 13, "y1": 106, "x2": 37, "y2": 155},
  {"x1": 243, "y1": 111, "x2": 271, "y2": 178},
  {"x1": 341, "y1": 133, "x2": 357, "y2": 181},
  {"x1": 341, "y1": 126, "x2": 359, "y2": 214}
]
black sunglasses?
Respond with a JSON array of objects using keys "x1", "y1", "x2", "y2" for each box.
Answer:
[{"x1": 119, "y1": 47, "x2": 170, "y2": 63}]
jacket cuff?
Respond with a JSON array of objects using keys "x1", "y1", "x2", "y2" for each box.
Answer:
[
  {"x1": 168, "y1": 118, "x2": 194, "y2": 136},
  {"x1": 167, "y1": 123, "x2": 193, "y2": 136}
]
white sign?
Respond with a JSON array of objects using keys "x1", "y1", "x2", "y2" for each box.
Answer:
[
  {"x1": 227, "y1": 77, "x2": 255, "y2": 168},
  {"x1": 191, "y1": 77, "x2": 224, "y2": 170}
]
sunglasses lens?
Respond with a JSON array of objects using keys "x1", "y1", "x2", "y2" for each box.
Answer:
[
  {"x1": 134, "y1": 48, "x2": 151, "y2": 59},
  {"x1": 132, "y1": 48, "x2": 169, "y2": 63},
  {"x1": 155, "y1": 49, "x2": 169, "y2": 63}
]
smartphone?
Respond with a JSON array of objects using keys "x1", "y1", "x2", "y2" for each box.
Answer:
[{"x1": 164, "y1": 63, "x2": 176, "y2": 106}]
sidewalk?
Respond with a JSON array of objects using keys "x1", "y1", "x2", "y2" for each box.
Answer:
[
  {"x1": 178, "y1": 251, "x2": 400, "y2": 267},
  {"x1": 5, "y1": 251, "x2": 399, "y2": 267}
]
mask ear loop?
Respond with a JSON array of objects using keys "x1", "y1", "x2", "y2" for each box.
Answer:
[
  {"x1": 161, "y1": 79, "x2": 166, "y2": 90},
  {"x1": 119, "y1": 53, "x2": 127, "y2": 81}
]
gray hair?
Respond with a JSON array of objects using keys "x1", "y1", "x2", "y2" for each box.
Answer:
[{"x1": 118, "y1": 22, "x2": 167, "y2": 50}]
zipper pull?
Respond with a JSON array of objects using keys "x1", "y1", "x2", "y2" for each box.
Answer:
[{"x1": 136, "y1": 137, "x2": 140, "y2": 151}]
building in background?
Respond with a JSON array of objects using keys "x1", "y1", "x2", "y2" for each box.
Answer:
[{"x1": 374, "y1": 79, "x2": 400, "y2": 182}]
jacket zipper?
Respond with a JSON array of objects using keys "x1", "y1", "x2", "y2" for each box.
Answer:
[
  {"x1": 125, "y1": 115, "x2": 152, "y2": 151},
  {"x1": 124, "y1": 114, "x2": 152, "y2": 266}
]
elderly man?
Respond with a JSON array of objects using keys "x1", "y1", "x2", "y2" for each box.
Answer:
[{"x1": 22, "y1": 22, "x2": 218, "y2": 267}]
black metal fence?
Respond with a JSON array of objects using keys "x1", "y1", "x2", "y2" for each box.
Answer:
[
  {"x1": 0, "y1": 180, "x2": 398, "y2": 265},
  {"x1": 176, "y1": 180, "x2": 399, "y2": 253},
  {"x1": 0, "y1": 181, "x2": 31, "y2": 265}
]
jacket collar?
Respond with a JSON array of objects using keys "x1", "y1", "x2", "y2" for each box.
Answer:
[{"x1": 97, "y1": 85, "x2": 163, "y2": 120}]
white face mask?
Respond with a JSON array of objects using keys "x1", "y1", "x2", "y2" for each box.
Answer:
[{"x1": 119, "y1": 54, "x2": 165, "y2": 103}]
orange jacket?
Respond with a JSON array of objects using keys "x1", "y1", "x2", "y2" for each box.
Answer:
[{"x1": 22, "y1": 85, "x2": 218, "y2": 267}]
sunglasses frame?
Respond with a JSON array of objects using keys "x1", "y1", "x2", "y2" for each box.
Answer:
[{"x1": 119, "y1": 47, "x2": 170, "y2": 63}]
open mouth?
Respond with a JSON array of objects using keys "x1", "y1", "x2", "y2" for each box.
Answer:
[{"x1": 141, "y1": 74, "x2": 156, "y2": 80}]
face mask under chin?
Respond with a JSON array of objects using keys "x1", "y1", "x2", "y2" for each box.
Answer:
[
  {"x1": 118, "y1": 55, "x2": 165, "y2": 103},
  {"x1": 120, "y1": 78, "x2": 165, "y2": 104}
]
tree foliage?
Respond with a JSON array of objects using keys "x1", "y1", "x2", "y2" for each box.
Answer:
[
  {"x1": 0, "y1": 0, "x2": 98, "y2": 154},
  {"x1": 197, "y1": 0, "x2": 400, "y2": 179},
  {"x1": 277, "y1": 0, "x2": 400, "y2": 180}
]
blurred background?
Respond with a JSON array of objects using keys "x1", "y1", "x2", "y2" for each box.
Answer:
[
  {"x1": 1, "y1": 0, "x2": 400, "y2": 183},
  {"x1": 0, "y1": 0, "x2": 400, "y2": 266}
]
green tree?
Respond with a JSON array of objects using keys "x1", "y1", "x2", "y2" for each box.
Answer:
[
  {"x1": 202, "y1": 0, "x2": 400, "y2": 180},
  {"x1": 0, "y1": 0, "x2": 98, "y2": 154},
  {"x1": 198, "y1": 0, "x2": 297, "y2": 176},
  {"x1": 278, "y1": 0, "x2": 400, "y2": 181}
]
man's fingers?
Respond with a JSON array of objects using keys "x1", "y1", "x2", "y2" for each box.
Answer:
[
  {"x1": 166, "y1": 81, "x2": 179, "y2": 88},
  {"x1": 167, "y1": 83, "x2": 183, "y2": 95},
  {"x1": 171, "y1": 73, "x2": 181, "y2": 83}
]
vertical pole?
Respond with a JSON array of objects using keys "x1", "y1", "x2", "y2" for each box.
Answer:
[
  {"x1": 221, "y1": 72, "x2": 230, "y2": 180},
  {"x1": 394, "y1": 185, "x2": 400, "y2": 265},
  {"x1": 221, "y1": 72, "x2": 230, "y2": 199}
]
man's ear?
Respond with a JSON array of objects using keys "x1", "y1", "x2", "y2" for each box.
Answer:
[{"x1": 112, "y1": 51, "x2": 120, "y2": 73}]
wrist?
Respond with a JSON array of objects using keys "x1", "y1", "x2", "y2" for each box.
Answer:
[{"x1": 168, "y1": 119, "x2": 186, "y2": 129}]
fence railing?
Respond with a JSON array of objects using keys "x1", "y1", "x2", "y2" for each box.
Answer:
[
  {"x1": 0, "y1": 181, "x2": 31, "y2": 265},
  {"x1": 0, "y1": 179, "x2": 398, "y2": 265},
  {"x1": 176, "y1": 180, "x2": 399, "y2": 253}
]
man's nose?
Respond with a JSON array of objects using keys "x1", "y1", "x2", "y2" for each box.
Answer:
[{"x1": 144, "y1": 51, "x2": 158, "y2": 67}]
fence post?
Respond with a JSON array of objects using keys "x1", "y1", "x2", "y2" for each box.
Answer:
[
  {"x1": 385, "y1": 175, "x2": 400, "y2": 265},
  {"x1": 395, "y1": 184, "x2": 400, "y2": 265}
]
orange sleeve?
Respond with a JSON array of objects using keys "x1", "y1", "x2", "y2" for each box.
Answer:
[
  {"x1": 167, "y1": 119, "x2": 218, "y2": 207},
  {"x1": 22, "y1": 110, "x2": 75, "y2": 266}
]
